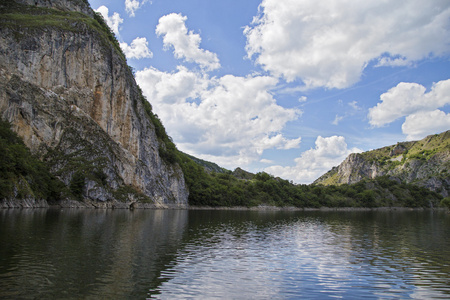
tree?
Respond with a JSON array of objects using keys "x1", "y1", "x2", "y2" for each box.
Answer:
[{"x1": 441, "y1": 197, "x2": 450, "y2": 211}]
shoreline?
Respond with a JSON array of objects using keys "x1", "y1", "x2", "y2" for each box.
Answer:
[
  {"x1": 1, "y1": 198, "x2": 446, "y2": 212},
  {"x1": 188, "y1": 205, "x2": 447, "y2": 212}
]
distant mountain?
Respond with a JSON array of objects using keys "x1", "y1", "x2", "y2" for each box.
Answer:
[
  {"x1": 314, "y1": 131, "x2": 450, "y2": 196},
  {"x1": 182, "y1": 153, "x2": 228, "y2": 174}
]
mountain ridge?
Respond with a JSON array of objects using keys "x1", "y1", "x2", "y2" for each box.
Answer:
[{"x1": 314, "y1": 130, "x2": 450, "y2": 197}]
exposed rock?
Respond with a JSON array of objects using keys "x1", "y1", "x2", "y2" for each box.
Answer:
[
  {"x1": 0, "y1": 1, "x2": 188, "y2": 207},
  {"x1": 315, "y1": 131, "x2": 450, "y2": 196},
  {"x1": 389, "y1": 143, "x2": 407, "y2": 156},
  {"x1": 15, "y1": 0, "x2": 93, "y2": 16},
  {"x1": 0, "y1": 197, "x2": 49, "y2": 208}
]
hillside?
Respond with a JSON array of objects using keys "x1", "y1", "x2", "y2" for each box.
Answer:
[
  {"x1": 314, "y1": 131, "x2": 450, "y2": 196},
  {"x1": 0, "y1": 0, "x2": 188, "y2": 207}
]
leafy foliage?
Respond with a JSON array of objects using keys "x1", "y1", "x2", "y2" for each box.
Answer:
[
  {"x1": 0, "y1": 119, "x2": 66, "y2": 201},
  {"x1": 137, "y1": 86, "x2": 178, "y2": 165},
  {"x1": 69, "y1": 170, "x2": 85, "y2": 200},
  {"x1": 177, "y1": 151, "x2": 442, "y2": 208},
  {"x1": 441, "y1": 197, "x2": 450, "y2": 210}
]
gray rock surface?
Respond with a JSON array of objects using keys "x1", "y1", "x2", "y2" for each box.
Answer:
[
  {"x1": 0, "y1": 0, "x2": 189, "y2": 207},
  {"x1": 314, "y1": 132, "x2": 450, "y2": 196}
]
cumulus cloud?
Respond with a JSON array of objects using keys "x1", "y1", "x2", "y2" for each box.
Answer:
[
  {"x1": 136, "y1": 67, "x2": 301, "y2": 168},
  {"x1": 368, "y1": 79, "x2": 450, "y2": 127},
  {"x1": 265, "y1": 136, "x2": 362, "y2": 184},
  {"x1": 125, "y1": 0, "x2": 149, "y2": 17},
  {"x1": 402, "y1": 110, "x2": 450, "y2": 140},
  {"x1": 120, "y1": 37, "x2": 153, "y2": 59},
  {"x1": 156, "y1": 13, "x2": 220, "y2": 71},
  {"x1": 244, "y1": 0, "x2": 450, "y2": 89},
  {"x1": 95, "y1": 6, "x2": 123, "y2": 36}
]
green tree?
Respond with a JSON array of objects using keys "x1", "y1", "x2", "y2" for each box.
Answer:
[{"x1": 441, "y1": 197, "x2": 450, "y2": 211}]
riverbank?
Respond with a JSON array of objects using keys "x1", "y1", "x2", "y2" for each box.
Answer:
[
  {"x1": 189, "y1": 205, "x2": 447, "y2": 211},
  {"x1": 1, "y1": 198, "x2": 446, "y2": 211},
  {"x1": 0, "y1": 198, "x2": 188, "y2": 209}
]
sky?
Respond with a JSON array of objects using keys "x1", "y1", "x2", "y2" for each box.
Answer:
[{"x1": 88, "y1": 0, "x2": 450, "y2": 184}]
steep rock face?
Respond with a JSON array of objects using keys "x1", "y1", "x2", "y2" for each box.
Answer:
[
  {"x1": 314, "y1": 131, "x2": 450, "y2": 196},
  {"x1": 335, "y1": 153, "x2": 383, "y2": 184},
  {"x1": 0, "y1": 1, "x2": 188, "y2": 207},
  {"x1": 16, "y1": 0, "x2": 93, "y2": 16}
]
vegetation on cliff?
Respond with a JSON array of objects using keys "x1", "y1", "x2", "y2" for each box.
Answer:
[
  {"x1": 0, "y1": 115, "x2": 444, "y2": 208},
  {"x1": 0, "y1": 1, "x2": 126, "y2": 61},
  {"x1": 0, "y1": 119, "x2": 66, "y2": 201},
  {"x1": 314, "y1": 131, "x2": 450, "y2": 197},
  {"x1": 314, "y1": 131, "x2": 450, "y2": 196},
  {"x1": 1, "y1": 0, "x2": 189, "y2": 206}
]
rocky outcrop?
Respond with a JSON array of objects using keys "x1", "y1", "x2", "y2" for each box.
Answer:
[
  {"x1": 0, "y1": 1, "x2": 188, "y2": 207},
  {"x1": 314, "y1": 131, "x2": 450, "y2": 196},
  {"x1": 15, "y1": 0, "x2": 93, "y2": 16}
]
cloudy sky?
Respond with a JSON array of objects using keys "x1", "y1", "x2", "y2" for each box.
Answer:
[{"x1": 88, "y1": 0, "x2": 450, "y2": 183}]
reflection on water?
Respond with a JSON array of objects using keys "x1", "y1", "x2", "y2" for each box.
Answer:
[
  {"x1": 0, "y1": 209, "x2": 188, "y2": 299},
  {"x1": 0, "y1": 209, "x2": 449, "y2": 299}
]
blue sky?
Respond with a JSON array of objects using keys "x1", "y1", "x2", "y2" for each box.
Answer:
[{"x1": 88, "y1": 0, "x2": 450, "y2": 183}]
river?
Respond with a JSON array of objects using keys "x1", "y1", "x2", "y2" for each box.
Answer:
[{"x1": 0, "y1": 208, "x2": 449, "y2": 299}]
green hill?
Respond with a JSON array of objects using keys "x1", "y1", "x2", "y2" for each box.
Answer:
[{"x1": 315, "y1": 131, "x2": 450, "y2": 197}]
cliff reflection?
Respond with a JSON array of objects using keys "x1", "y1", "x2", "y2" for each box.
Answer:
[{"x1": 0, "y1": 209, "x2": 188, "y2": 299}]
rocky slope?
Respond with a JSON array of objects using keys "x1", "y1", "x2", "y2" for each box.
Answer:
[
  {"x1": 0, "y1": 0, "x2": 188, "y2": 207},
  {"x1": 314, "y1": 131, "x2": 450, "y2": 196}
]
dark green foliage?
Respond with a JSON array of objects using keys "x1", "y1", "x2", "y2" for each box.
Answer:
[
  {"x1": 112, "y1": 185, "x2": 152, "y2": 203},
  {"x1": 0, "y1": 119, "x2": 66, "y2": 201},
  {"x1": 441, "y1": 197, "x2": 450, "y2": 210},
  {"x1": 178, "y1": 153, "x2": 443, "y2": 208},
  {"x1": 137, "y1": 86, "x2": 178, "y2": 165},
  {"x1": 92, "y1": 11, "x2": 125, "y2": 60},
  {"x1": 69, "y1": 170, "x2": 85, "y2": 199}
]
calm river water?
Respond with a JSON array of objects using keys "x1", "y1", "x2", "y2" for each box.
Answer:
[{"x1": 0, "y1": 208, "x2": 449, "y2": 299}]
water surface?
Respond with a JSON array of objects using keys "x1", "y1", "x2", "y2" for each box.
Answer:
[{"x1": 0, "y1": 209, "x2": 449, "y2": 299}]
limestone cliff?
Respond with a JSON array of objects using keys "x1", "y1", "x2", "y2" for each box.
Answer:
[
  {"x1": 0, "y1": 0, "x2": 188, "y2": 207},
  {"x1": 314, "y1": 131, "x2": 450, "y2": 197}
]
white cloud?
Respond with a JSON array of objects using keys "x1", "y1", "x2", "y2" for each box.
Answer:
[
  {"x1": 95, "y1": 6, "x2": 123, "y2": 37},
  {"x1": 120, "y1": 37, "x2": 153, "y2": 59},
  {"x1": 348, "y1": 101, "x2": 360, "y2": 110},
  {"x1": 136, "y1": 67, "x2": 300, "y2": 168},
  {"x1": 375, "y1": 56, "x2": 411, "y2": 68},
  {"x1": 402, "y1": 110, "x2": 450, "y2": 140},
  {"x1": 368, "y1": 79, "x2": 450, "y2": 127},
  {"x1": 125, "y1": 0, "x2": 149, "y2": 17},
  {"x1": 299, "y1": 96, "x2": 307, "y2": 102},
  {"x1": 260, "y1": 159, "x2": 275, "y2": 164},
  {"x1": 332, "y1": 115, "x2": 344, "y2": 125},
  {"x1": 244, "y1": 0, "x2": 450, "y2": 89},
  {"x1": 156, "y1": 13, "x2": 220, "y2": 71},
  {"x1": 265, "y1": 136, "x2": 362, "y2": 184}
]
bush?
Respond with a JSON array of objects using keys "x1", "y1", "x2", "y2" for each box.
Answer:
[
  {"x1": 441, "y1": 197, "x2": 450, "y2": 210},
  {"x1": 0, "y1": 119, "x2": 66, "y2": 200}
]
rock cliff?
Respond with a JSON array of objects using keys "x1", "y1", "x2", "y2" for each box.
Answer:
[
  {"x1": 0, "y1": 0, "x2": 188, "y2": 207},
  {"x1": 314, "y1": 131, "x2": 450, "y2": 197}
]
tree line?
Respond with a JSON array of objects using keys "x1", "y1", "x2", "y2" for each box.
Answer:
[{"x1": 0, "y1": 118, "x2": 446, "y2": 208}]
